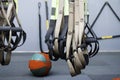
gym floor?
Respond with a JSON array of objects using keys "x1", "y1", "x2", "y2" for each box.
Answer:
[{"x1": 0, "y1": 52, "x2": 120, "y2": 80}]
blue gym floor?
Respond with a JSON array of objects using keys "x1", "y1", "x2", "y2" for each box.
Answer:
[{"x1": 0, "y1": 52, "x2": 120, "y2": 80}]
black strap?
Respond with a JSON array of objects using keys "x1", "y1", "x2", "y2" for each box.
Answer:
[
  {"x1": 85, "y1": 23, "x2": 99, "y2": 57},
  {"x1": 0, "y1": 33, "x2": 11, "y2": 65},
  {"x1": 58, "y1": 16, "x2": 68, "y2": 59},
  {"x1": 38, "y1": 2, "x2": 44, "y2": 52},
  {"x1": 1, "y1": 50, "x2": 11, "y2": 65},
  {"x1": 45, "y1": 20, "x2": 59, "y2": 61},
  {"x1": 45, "y1": 1, "x2": 49, "y2": 22}
]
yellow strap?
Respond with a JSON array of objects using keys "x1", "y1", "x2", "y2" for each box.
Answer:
[
  {"x1": 84, "y1": 0, "x2": 87, "y2": 14},
  {"x1": 84, "y1": 0, "x2": 88, "y2": 23},
  {"x1": 101, "y1": 36, "x2": 113, "y2": 39},
  {"x1": 50, "y1": 0, "x2": 57, "y2": 20},
  {"x1": 14, "y1": 0, "x2": 18, "y2": 12},
  {"x1": 64, "y1": 0, "x2": 69, "y2": 16},
  {"x1": 45, "y1": 0, "x2": 49, "y2": 30},
  {"x1": 51, "y1": 0, "x2": 68, "y2": 19},
  {"x1": 46, "y1": 20, "x2": 49, "y2": 30},
  {"x1": 55, "y1": 0, "x2": 59, "y2": 19}
]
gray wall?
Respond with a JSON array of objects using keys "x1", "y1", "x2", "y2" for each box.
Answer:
[{"x1": 15, "y1": 0, "x2": 120, "y2": 52}]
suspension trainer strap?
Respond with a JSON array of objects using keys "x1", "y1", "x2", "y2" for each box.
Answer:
[
  {"x1": 71, "y1": 0, "x2": 83, "y2": 75},
  {"x1": 66, "y1": 1, "x2": 76, "y2": 76},
  {"x1": 0, "y1": 0, "x2": 26, "y2": 65},
  {"x1": 45, "y1": 0, "x2": 100, "y2": 76},
  {"x1": 77, "y1": 0, "x2": 86, "y2": 67},
  {"x1": 11, "y1": 1, "x2": 26, "y2": 49},
  {"x1": 0, "y1": 0, "x2": 13, "y2": 65},
  {"x1": 85, "y1": 23, "x2": 99, "y2": 58},
  {"x1": 45, "y1": 0, "x2": 59, "y2": 61},
  {"x1": 54, "y1": 0, "x2": 64, "y2": 54},
  {"x1": 58, "y1": 0, "x2": 69, "y2": 59}
]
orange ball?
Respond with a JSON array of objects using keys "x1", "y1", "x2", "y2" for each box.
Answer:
[{"x1": 28, "y1": 53, "x2": 52, "y2": 76}]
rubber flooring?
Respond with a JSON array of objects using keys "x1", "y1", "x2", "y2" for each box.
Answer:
[{"x1": 0, "y1": 52, "x2": 120, "y2": 80}]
